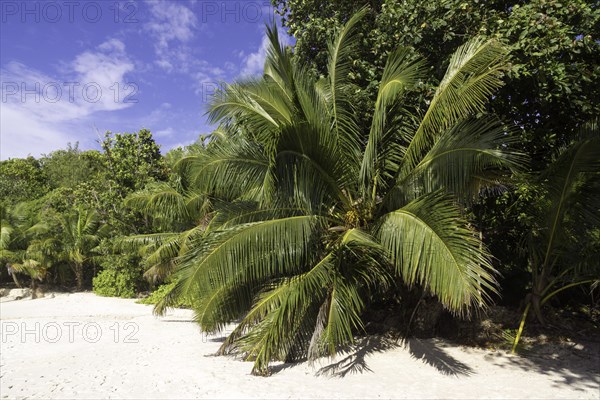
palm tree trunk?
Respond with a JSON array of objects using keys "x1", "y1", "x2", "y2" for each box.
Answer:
[
  {"x1": 531, "y1": 291, "x2": 545, "y2": 324},
  {"x1": 11, "y1": 272, "x2": 22, "y2": 288},
  {"x1": 74, "y1": 263, "x2": 84, "y2": 290},
  {"x1": 531, "y1": 276, "x2": 547, "y2": 324}
]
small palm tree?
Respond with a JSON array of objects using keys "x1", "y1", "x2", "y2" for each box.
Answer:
[
  {"x1": 1, "y1": 207, "x2": 22, "y2": 287},
  {"x1": 0, "y1": 203, "x2": 49, "y2": 288},
  {"x1": 159, "y1": 10, "x2": 523, "y2": 375},
  {"x1": 57, "y1": 208, "x2": 109, "y2": 290},
  {"x1": 120, "y1": 168, "x2": 212, "y2": 283},
  {"x1": 512, "y1": 122, "x2": 600, "y2": 352},
  {"x1": 10, "y1": 257, "x2": 49, "y2": 298}
]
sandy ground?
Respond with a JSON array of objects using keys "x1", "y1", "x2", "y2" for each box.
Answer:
[{"x1": 0, "y1": 293, "x2": 598, "y2": 399}]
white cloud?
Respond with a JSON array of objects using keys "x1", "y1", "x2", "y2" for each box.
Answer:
[
  {"x1": 145, "y1": 0, "x2": 198, "y2": 73},
  {"x1": 0, "y1": 39, "x2": 135, "y2": 159},
  {"x1": 155, "y1": 59, "x2": 173, "y2": 71},
  {"x1": 138, "y1": 103, "x2": 176, "y2": 129},
  {"x1": 143, "y1": 0, "x2": 225, "y2": 102},
  {"x1": 146, "y1": 1, "x2": 197, "y2": 46},
  {"x1": 71, "y1": 40, "x2": 135, "y2": 108},
  {"x1": 98, "y1": 38, "x2": 126, "y2": 53},
  {"x1": 0, "y1": 106, "x2": 80, "y2": 159},
  {"x1": 224, "y1": 61, "x2": 236, "y2": 72}
]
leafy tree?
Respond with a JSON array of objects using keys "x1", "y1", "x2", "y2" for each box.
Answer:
[
  {"x1": 101, "y1": 129, "x2": 169, "y2": 194},
  {"x1": 41, "y1": 143, "x2": 104, "y2": 190},
  {"x1": 159, "y1": 14, "x2": 522, "y2": 375},
  {"x1": 114, "y1": 135, "x2": 217, "y2": 285},
  {"x1": 1, "y1": 130, "x2": 170, "y2": 294},
  {"x1": 0, "y1": 203, "x2": 53, "y2": 291},
  {"x1": 1, "y1": 205, "x2": 28, "y2": 287},
  {"x1": 120, "y1": 158, "x2": 211, "y2": 283},
  {"x1": 0, "y1": 157, "x2": 49, "y2": 207},
  {"x1": 12, "y1": 238, "x2": 57, "y2": 297}
]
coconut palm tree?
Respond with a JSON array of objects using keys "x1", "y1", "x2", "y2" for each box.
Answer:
[
  {"x1": 512, "y1": 122, "x2": 600, "y2": 352},
  {"x1": 159, "y1": 9, "x2": 523, "y2": 375},
  {"x1": 57, "y1": 208, "x2": 109, "y2": 290},
  {"x1": 0, "y1": 204, "x2": 55, "y2": 293}
]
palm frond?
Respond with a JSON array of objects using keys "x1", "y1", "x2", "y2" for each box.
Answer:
[
  {"x1": 232, "y1": 252, "x2": 334, "y2": 375},
  {"x1": 126, "y1": 182, "x2": 191, "y2": 224},
  {"x1": 377, "y1": 192, "x2": 498, "y2": 315},
  {"x1": 400, "y1": 38, "x2": 509, "y2": 177},
  {"x1": 263, "y1": 23, "x2": 295, "y2": 104},
  {"x1": 390, "y1": 118, "x2": 525, "y2": 205},
  {"x1": 186, "y1": 137, "x2": 270, "y2": 201},
  {"x1": 324, "y1": 7, "x2": 367, "y2": 171},
  {"x1": 361, "y1": 48, "x2": 426, "y2": 193},
  {"x1": 0, "y1": 225, "x2": 14, "y2": 250},
  {"x1": 207, "y1": 80, "x2": 283, "y2": 137},
  {"x1": 155, "y1": 215, "x2": 324, "y2": 316}
]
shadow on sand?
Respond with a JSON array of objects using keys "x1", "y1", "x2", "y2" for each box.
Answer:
[
  {"x1": 313, "y1": 335, "x2": 598, "y2": 393},
  {"x1": 315, "y1": 336, "x2": 472, "y2": 378},
  {"x1": 405, "y1": 338, "x2": 473, "y2": 376},
  {"x1": 488, "y1": 340, "x2": 600, "y2": 393}
]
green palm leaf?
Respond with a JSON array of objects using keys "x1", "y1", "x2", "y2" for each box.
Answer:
[
  {"x1": 389, "y1": 118, "x2": 525, "y2": 206},
  {"x1": 538, "y1": 122, "x2": 600, "y2": 275},
  {"x1": 400, "y1": 38, "x2": 509, "y2": 177},
  {"x1": 377, "y1": 193, "x2": 498, "y2": 315},
  {"x1": 155, "y1": 215, "x2": 324, "y2": 316},
  {"x1": 361, "y1": 48, "x2": 426, "y2": 193}
]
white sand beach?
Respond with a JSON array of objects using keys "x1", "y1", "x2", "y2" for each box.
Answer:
[{"x1": 1, "y1": 293, "x2": 598, "y2": 399}]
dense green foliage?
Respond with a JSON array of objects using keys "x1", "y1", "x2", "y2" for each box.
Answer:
[
  {"x1": 0, "y1": 130, "x2": 167, "y2": 291},
  {"x1": 0, "y1": 3, "x2": 597, "y2": 377},
  {"x1": 512, "y1": 123, "x2": 600, "y2": 351},
  {"x1": 93, "y1": 270, "x2": 135, "y2": 298},
  {"x1": 0, "y1": 158, "x2": 49, "y2": 207},
  {"x1": 272, "y1": 0, "x2": 600, "y2": 306},
  {"x1": 273, "y1": 0, "x2": 599, "y2": 151},
  {"x1": 101, "y1": 129, "x2": 169, "y2": 193},
  {"x1": 92, "y1": 248, "x2": 145, "y2": 298},
  {"x1": 137, "y1": 280, "x2": 193, "y2": 308}
]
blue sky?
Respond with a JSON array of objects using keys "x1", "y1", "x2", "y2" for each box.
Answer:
[{"x1": 0, "y1": 0, "x2": 292, "y2": 159}]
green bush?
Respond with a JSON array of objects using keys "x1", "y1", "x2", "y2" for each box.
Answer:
[
  {"x1": 93, "y1": 269, "x2": 137, "y2": 298},
  {"x1": 137, "y1": 280, "x2": 192, "y2": 308},
  {"x1": 92, "y1": 253, "x2": 146, "y2": 298}
]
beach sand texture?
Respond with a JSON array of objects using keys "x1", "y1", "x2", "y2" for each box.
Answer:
[{"x1": 1, "y1": 293, "x2": 598, "y2": 399}]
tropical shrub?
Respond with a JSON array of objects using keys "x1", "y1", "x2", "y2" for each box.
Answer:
[
  {"x1": 92, "y1": 253, "x2": 146, "y2": 298},
  {"x1": 120, "y1": 178, "x2": 211, "y2": 283},
  {"x1": 93, "y1": 269, "x2": 137, "y2": 298},
  {"x1": 0, "y1": 202, "x2": 54, "y2": 291}
]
